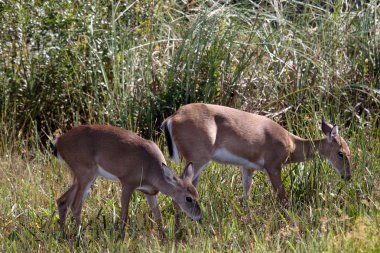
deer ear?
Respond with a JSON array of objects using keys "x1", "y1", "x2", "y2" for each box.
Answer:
[
  {"x1": 323, "y1": 122, "x2": 339, "y2": 143},
  {"x1": 161, "y1": 163, "x2": 178, "y2": 185},
  {"x1": 321, "y1": 120, "x2": 334, "y2": 136},
  {"x1": 331, "y1": 125, "x2": 339, "y2": 137},
  {"x1": 181, "y1": 162, "x2": 194, "y2": 182},
  {"x1": 326, "y1": 125, "x2": 339, "y2": 143}
]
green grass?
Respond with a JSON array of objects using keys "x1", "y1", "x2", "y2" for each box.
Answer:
[
  {"x1": 0, "y1": 0, "x2": 379, "y2": 252},
  {"x1": 0, "y1": 124, "x2": 379, "y2": 252},
  {"x1": 1, "y1": 0, "x2": 379, "y2": 139}
]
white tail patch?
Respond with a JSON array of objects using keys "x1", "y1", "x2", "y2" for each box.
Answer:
[
  {"x1": 212, "y1": 148, "x2": 265, "y2": 171},
  {"x1": 97, "y1": 165, "x2": 119, "y2": 181},
  {"x1": 54, "y1": 138, "x2": 64, "y2": 162},
  {"x1": 55, "y1": 150, "x2": 64, "y2": 162},
  {"x1": 166, "y1": 120, "x2": 180, "y2": 164}
]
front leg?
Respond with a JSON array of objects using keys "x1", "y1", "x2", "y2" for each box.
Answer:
[
  {"x1": 242, "y1": 167, "x2": 254, "y2": 203},
  {"x1": 120, "y1": 184, "x2": 134, "y2": 229},
  {"x1": 145, "y1": 194, "x2": 166, "y2": 239},
  {"x1": 145, "y1": 194, "x2": 164, "y2": 233},
  {"x1": 145, "y1": 194, "x2": 162, "y2": 221},
  {"x1": 266, "y1": 168, "x2": 286, "y2": 203}
]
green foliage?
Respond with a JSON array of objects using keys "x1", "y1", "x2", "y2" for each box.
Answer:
[
  {"x1": 0, "y1": 124, "x2": 379, "y2": 252},
  {"x1": 1, "y1": 0, "x2": 379, "y2": 144}
]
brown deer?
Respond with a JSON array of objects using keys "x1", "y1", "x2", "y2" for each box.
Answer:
[
  {"x1": 162, "y1": 103, "x2": 351, "y2": 202},
  {"x1": 54, "y1": 125, "x2": 201, "y2": 231}
]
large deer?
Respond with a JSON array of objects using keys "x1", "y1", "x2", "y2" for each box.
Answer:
[
  {"x1": 162, "y1": 103, "x2": 351, "y2": 202},
  {"x1": 54, "y1": 125, "x2": 201, "y2": 230}
]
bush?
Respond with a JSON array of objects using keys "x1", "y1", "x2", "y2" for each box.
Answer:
[{"x1": 0, "y1": 0, "x2": 379, "y2": 150}]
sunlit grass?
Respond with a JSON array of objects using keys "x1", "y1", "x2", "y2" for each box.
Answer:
[{"x1": 1, "y1": 122, "x2": 379, "y2": 252}]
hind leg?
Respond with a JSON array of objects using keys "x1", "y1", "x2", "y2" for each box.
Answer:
[
  {"x1": 57, "y1": 182, "x2": 78, "y2": 229},
  {"x1": 70, "y1": 173, "x2": 97, "y2": 227},
  {"x1": 188, "y1": 161, "x2": 209, "y2": 187}
]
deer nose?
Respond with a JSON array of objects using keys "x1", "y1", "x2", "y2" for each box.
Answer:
[
  {"x1": 192, "y1": 203, "x2": 202, "y2": 221},
  {"x1": 192, "y1": 214, "x2": 202, "y2": 221}
]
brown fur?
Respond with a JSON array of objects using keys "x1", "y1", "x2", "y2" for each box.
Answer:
[
  {"x1": 163, "y1": 103, "x2": 351, "y2": 202},
  {"x1": 55, "y1": 125, "x2": 201, "y2": 230}
]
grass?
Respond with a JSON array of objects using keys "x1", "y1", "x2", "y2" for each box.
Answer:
[
  {"x1": 0, "y1": 123, "x2": 379, "y2": 252},
  {"x1": 0, "y1": 0, "x2": 379, "y2": 252},
  {"x1": 1, "y1": 0, "x2": 379, "y2": 139}
]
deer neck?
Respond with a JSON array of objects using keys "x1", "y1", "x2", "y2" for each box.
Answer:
[
  {"x1": 153, "y1": 176, "x2": 178, "y2": 198},
  {"x1": 288, "y1": 136, "x2": 328, "y2": 163}
]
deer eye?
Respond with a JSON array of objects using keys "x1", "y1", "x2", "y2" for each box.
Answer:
[
  {"x1": 338, "y1": 151, "x2": 344, "y2": 159},
  {"x1": 186, "y1": 197, "x2": 193, "y2": 203}
]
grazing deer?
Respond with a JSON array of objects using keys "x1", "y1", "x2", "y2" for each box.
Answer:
[
  {"x1": 162, "y1": 103, "x2": 351, "y2": 202},
  {"x1": 54, "y1": 125, "x2": 201, "y2": 230}
]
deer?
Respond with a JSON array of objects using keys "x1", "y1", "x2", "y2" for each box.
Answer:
[
  {"x1": 161, "y1": 103, "x2": 351, "y2": 203},
  {"x1": 54, "y1": 124, "x2": 201, "y2": 232}
]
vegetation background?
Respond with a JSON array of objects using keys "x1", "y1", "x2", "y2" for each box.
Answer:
[{"x1": 0, "y1": 0, "x2": 379, "y2": 252}]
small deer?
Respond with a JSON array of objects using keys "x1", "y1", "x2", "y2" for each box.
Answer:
[
  {"x1": 162, "y1": 103, "x2": 351, "y2": 202},
  {"x1": 54, "y1": 125, "x2": 201, "y2": 231}
]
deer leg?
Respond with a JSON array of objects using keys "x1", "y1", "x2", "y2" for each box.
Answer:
[
  {"x1": 145, "y1": 194, "x2": 165, "y2": 235},
  {"x1": 70, "y1": 187, "x2": 85, "y2": 227},
  {"x1": 145, "y1": 194, "x2": 162, "y2": 222},
  {"x1": 57, "y1": 182, "x2": 78, "y2": 229},
  {"x1": 120, "y1": 184, "x2": 134, "y2": 228},
  {"x1": 242, "y1": 167, "x2": 254, "y2": 206},
  {"x1": 266, "y1": 168, "x2": 286, "y2": 203},
  {"x1": 187, "y1": 161, "x2": 209, "y2": 187},
  {"x1": 70, "y1": 174, "x2": 96, "y2": 227}
]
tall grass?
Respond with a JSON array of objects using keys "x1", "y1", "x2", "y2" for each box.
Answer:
[
  {"x1": 0, "y1": 0, "x2": 379, "y2": 252},
  {"x1": 1, "y1": 0, "x2": 379, "y2": 141}
]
